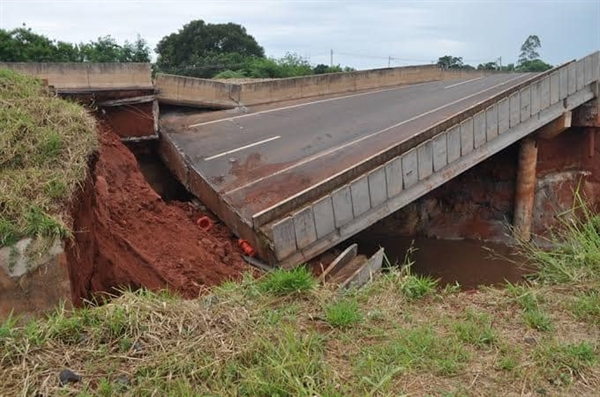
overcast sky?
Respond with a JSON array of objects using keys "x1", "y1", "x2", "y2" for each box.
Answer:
[{"x1": 1, "y1": 0, "x2": 599, "y2": 69}]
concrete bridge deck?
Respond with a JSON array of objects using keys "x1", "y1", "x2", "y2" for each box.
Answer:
[{"x1": 160, "y1": 52, "x2": 599, "y2": 267}]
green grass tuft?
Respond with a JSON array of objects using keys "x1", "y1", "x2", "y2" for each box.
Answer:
[
  {"x1": 355, "y1": 326, "x2": 471, "y2": 393},
  {"x1": 451, "y1": 310, "x2": 497, "y2": 347},
  {"x1": 523, "y1": 309, "x2": 554, "y2": 332},
  {"x1": 399, "y1": 271, "x2": 438, "y2": 300},
  {"x1": 535, "y1": 340, "x2": 597, "y2": 384},
  {"x1": 258, "y1": 266, "x2": 317, "y2": 295},
  {"x1": 570, "y1": 291, "x2": 600, "y2": 325},
  {"x1": 324, "y1": 298, "x2": 362, "y2": 328}
]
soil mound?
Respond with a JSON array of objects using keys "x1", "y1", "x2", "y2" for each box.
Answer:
[{"x1": 66, "y1": 124, "x2": 248, "y2": 303}]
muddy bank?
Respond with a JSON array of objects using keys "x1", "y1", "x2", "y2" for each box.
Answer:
[{"x1": 65, "y1": 124, "x2": 248, "y2": 305}]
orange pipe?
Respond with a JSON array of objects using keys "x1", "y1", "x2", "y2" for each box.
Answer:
[
  {"x1": 196, "y1": 216, "x2": 213, "y2": 232},
  {"x1": 238, "y1": 239, "x2": 255, "y2": 257}
]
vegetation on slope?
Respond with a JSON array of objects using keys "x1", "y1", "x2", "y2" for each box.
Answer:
[
  {"x1": 0, "y1": 69, "x2": 97, "y2": 247},
  {"x1": 1, "y1": 202, "x2": 599, "y2": 396}
]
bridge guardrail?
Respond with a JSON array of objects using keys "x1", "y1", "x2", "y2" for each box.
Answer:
[{"x1": 258, "y1": 51, "x2": 600, "y2": 265}]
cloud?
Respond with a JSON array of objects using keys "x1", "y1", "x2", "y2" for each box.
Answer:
[{"x1": 1, "y1": 0, "x2": 598, "y2": 69}]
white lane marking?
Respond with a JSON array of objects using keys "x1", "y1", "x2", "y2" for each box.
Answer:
[
  {"x1": 188, "y1": 80, "x2": 447, "y2": 128},
  {"x1": 444, "y1": 76, "x2": 485, "y2": 89},
  {"x1": 204, "y1": 136, "x2": 281, "y2": 161},
  {"x1": 225, "y1": 74, "x2": 527, "y2": 196}
]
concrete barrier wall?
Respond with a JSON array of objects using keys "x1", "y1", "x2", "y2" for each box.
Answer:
[
  {"x1": 155, "y1": 73, "x2": 241, "y2": 108},
  {"x1": 0, "y1": 62, "x2": 153, "y2": 90},
  {"x1": 239, "y1": 65, "x2": 489, "y2": 106},
  {"x1": 156, "y1": 65, "x2": 491, "y2": 109}
]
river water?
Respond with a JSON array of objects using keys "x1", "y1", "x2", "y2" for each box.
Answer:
[{"x1": 357, "y1": 237, "x2": 534, "y2": 289}]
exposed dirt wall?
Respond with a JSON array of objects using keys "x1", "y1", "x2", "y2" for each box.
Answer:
[{"x1": 65, "y1": 124, "x2": 248, "y2": 305}]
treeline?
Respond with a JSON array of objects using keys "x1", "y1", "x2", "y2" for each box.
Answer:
[
  {"x1": 436, "y1": 35, "x2": 553, "y2": 73},
  {"x1": 0, "y1": 27, "x2": 150, "y2": 63},
  {"x1": 0, "y1": 22, "x2": 353, "y2": 79},
  {"x1": 0, "y1": 22, "x2": 553, "y2": 79}
]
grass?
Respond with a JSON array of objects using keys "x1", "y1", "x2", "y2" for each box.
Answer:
[
  {"x1": 1, "y1": 256, "x2": 598, "y2": 397},
  {"x1": 0, "y1": 68, "x2": 97, "y2": 249},
  {"x1": 517, "y1": 190, "x2": 600, "y2": 284},
  {"x1": 324, "y1": 298, "x2": 362, "y2": 328},
  {"x1": 570, "y1": 291, "x2": 600, "y2": 324},
  {"x1": 257, "y1": 265, "x2": 316, "y2": 295},
  {"x1": 396, "y1": 265, "x2": 438, "y2": 300},
  {"x1": 2, "y1": 198, "x2": 600, "y2": 395},
  {"x1": 450, "y1": 310, "x2": 497, "y2": 347}
]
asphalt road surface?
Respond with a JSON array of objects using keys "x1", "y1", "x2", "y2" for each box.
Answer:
[{"x1": 164, "y1": 73, "x2": 535, "y2": 221}]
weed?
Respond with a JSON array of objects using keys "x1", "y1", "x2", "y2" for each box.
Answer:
[
  {"x1": 43, "y1": 179, "x2": 67, "y2": 199},
  {"x1": 518, "y1": 190, "x2": 600, "y2": 284},
  {"x1": 38, "y1": 132, "x2": 63, "y2": 160},
  {"x1": 399, "y1": 272, "x2": 438, "y2": 300},
  {"x1": 497, "y1": 355, "x2": 519, "y2": 372},
  {"x1": 535, "y1": 340, "x2": 597, "y2": 383},
  {"x1": 355, "y1": 326, "x2": 470, "y2": 393},
  {"x1": 505, "y1": 282, "x2": 540, "y2": 311},
  {"x1": 258, "y1": 266, "x2": 316, "y2": 295},
  {"x1": 97, "y1": 378, "x2": 116, "y2": 397},
  {"x1": 23, "y1": 205, "x2": 70, "y2": 240},
  {"x1": 262, "y1": 304, "x2": 298, "y2": 326},
  {"x1": 451, "y1": 310, "x2": 497, "y2": 347},
  {"x1": 570, "y1": 291, "x2": 600, "y2": 324},
  {"x1": 0, "y1": 218, "x2": 18, "y2": 247},
  {"x1": 523, "y1": 309, "x2": 554, "y2": 332},
  {"x1": 45, "y1": 302, "x2": 87, "y2": 344},
  {"x1": 232, "y1": 327, "x2": 333, "y2": 396},
  {"x1": 24, "y1": 320, "x2": 46, "y2": 347},
  {"x1": 324, "y1": 298, "x2": 362, "y2": 328},
  {"x1": 441, "y1": 281, "x2": 461, "y2": 295},
  {"x1": 0, "y1": 315, "x2": 17, "y2": 339}
]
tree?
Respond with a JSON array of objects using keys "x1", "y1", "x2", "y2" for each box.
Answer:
[
  {"x1": 122, "y1": 35, "x2": 151, "y2": 62},
  {"x1": 155, "y1": 20, "x2": 265, "y2": 78},
  {"x1": 518, "y1": 35, "x2": 541, "y2": 65},
  {"x1": 312, "y1": 64, "x2": 354, "y2": 74},
  {"x1": 516, "y1": 35, "x2": 552, "y2": 72},
  {"x1": 0, "y1": 26, "x2": 150, "y2": 63},
  {"x1": 0, "y1": 27, "x2": 80, "y2": 62},
  {"x1": 80, "y1": 35, "x2": 150, "y2": 62},
  {"x1": 477, "y1": 62, "x2": 497, "y2": 71},
  {"x1": 500, "y1": 63, "x2": 515, "y2": 72},
  {"x1": 517, "y1": 59, "x2": 552, "y2": 72},
  {"x1": 437, "y1": 55, "x2": 464, "y2": 69}
]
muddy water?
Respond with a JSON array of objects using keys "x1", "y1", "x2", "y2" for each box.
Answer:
[{"x1": 357, "y1": 237, "x2": 534, "y2": 289}]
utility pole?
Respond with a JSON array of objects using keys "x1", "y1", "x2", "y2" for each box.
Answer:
[
  {"x1": 388, "y1": 56, "x2": 393, "y2": 68},
  {"x1": 330, "y1": 49, "x2": 333, "y2": 67}
]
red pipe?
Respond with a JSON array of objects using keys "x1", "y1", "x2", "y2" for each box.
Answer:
[{"x1": 196, "y1": 216, "x2": 213, "y2": 232}]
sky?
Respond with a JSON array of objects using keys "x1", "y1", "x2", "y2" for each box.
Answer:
[{"x1": 0, "y1": 0, "x2": 599, "y2": 70}]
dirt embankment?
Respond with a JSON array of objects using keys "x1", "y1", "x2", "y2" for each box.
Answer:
[{"x1": 65, "y1": 124, "x2": 249, "y2": 304}]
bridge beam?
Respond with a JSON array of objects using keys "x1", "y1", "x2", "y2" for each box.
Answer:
[
  {"x1": 573, "y1": 99, "x2": 600, "y2": 128},
  {"x1": 536, "y1": 111, "x2": 572, "y2": 140},
  {"x1": 513, "y1": 137, "x2": 538, "y2": 241}
]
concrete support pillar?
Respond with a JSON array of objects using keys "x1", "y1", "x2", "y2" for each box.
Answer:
[{"x1": 513, "y1": 137, "x2": 538, "y2": 241}]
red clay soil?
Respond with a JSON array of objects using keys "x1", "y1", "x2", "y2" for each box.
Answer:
[{"x1": 65, "y1": 124, "x2": 249, "y2": 305}]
